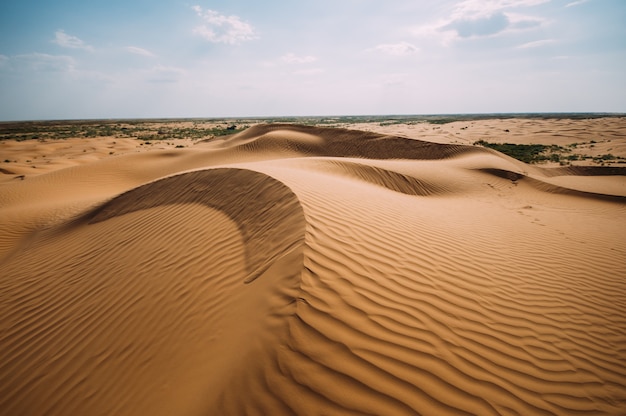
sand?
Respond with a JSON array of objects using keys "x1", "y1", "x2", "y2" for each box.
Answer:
[{"x1": 1, "y1": 119, "x2": 625, "y2": 415}]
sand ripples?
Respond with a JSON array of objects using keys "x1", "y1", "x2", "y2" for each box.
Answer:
[{"x1": 1, "y1": 124, "x2": 625, "y2": 415}]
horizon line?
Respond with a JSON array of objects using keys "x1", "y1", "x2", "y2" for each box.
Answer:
[{"x1": 2, "y1": 111, "x2": 626, "y2": 124}]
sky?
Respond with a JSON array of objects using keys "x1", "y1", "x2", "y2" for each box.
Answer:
[{"x1": 0, "y1": 0, "x2": 625, "y2": 121}]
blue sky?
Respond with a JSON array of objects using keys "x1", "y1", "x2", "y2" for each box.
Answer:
[{"x1": 0, "y1": 0, "x2": 624, "y2": 120}]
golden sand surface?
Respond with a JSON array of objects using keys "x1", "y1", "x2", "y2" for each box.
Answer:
[{"x1": 1, "y1": 119, "x2": 625, "y2": 415}]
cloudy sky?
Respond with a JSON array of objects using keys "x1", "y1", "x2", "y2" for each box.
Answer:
[{"x1": 0, "y1": 0, "x2": 624, "y2": 120}]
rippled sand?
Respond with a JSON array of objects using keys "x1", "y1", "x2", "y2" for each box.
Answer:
[{"x1": 1, "y1": 122, "x2": 625, "y2": 415}]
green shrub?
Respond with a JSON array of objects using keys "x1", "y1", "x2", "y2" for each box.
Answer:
[{"x1": 474, "y1": 140, "x2": 549, "y2": 163}]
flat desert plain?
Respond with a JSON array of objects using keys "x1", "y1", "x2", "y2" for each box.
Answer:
[{"x1": 1, "y1": 117, "x2": 625, "y2": 415}]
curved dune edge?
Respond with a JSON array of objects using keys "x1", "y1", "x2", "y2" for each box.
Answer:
[
  {"x1": 0, "y1": 168, "x2": 307, "y2": 415},
  {"x1": 83, "y1": 168, "x2": 306, "y2": 282},
  {"x1": 0, "y1": 124, "x2": 625, "y2": 415},
  {"x1": 225, "y1": 123, "x2": 481, "y2": 160}
]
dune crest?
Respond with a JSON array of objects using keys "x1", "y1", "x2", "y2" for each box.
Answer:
[{"x1": 1, "y1": 124, "x2": 625, "y2": 415}]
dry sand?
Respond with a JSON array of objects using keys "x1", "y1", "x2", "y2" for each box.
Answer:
[{"x1": 1, "y1": 119, "x2": 625, "y2": 415}]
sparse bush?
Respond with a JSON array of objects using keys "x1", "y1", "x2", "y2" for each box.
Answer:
[
  {"x1": 474, "y1": 140, "x2": 549, "y2": 163},
  {"x1": 595, "y1": 154, "x2": 615, "y2": 161},
  {"x1": 427, "y1": 119, "x2": 457, "y2": 125}
]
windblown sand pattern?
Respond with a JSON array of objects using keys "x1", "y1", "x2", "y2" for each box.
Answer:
[{"x1": 1, "y1": 124, "x2": 625, "y2": 415}]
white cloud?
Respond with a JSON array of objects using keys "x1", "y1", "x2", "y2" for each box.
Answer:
[
  {"x1": 53, "y1": 30, "x2": 93, "y2": 51},
  {"x1": 370, "y1": 42, "x2": 419, "y2": 56},
  {"x1": 517, "y1": 38, "x2": 556, "y2": 48},
  {"x1": 412, "y1": 0, "x2": 548, "y2": 44},
  {"x1": 192, "y1": 6, "x2": 257, "y2": 44},
  {"x1": 14, "y1": 53, "x2": 76, "y2": 72},
  {"x1": 125, "y1": 46, "x2": 156, "y2": 57},
  {"x1": 260, "y1": 53, "x2": 318, "y2": 69},
  {"x1": 450, "y1": 0, "x2": 549, "y2": 20},
  {"x1": 566, "y1": 0, "x2": 590, "y2": 7},
  {"x1": 505, "y1": 12, "x2": 545, "y2": 30},
  {"x1": 280, "y1": 53, "x2": 317, "y2": 64},
  {"x1": 442, "y1": 13, "x2": 510, "y2": 38}
]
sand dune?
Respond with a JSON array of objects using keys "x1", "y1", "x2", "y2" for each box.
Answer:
[{"x1": 1, "y1": 123, "x2": 625, "y2": 415}]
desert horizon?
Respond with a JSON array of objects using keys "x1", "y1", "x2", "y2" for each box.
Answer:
[{"x1": 1, "y1": 115, "x2": 625, "y2": 414}]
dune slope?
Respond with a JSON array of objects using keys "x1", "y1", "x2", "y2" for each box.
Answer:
[{"x1": 1, "y1": 124, "x2": 625, "y2": 415}]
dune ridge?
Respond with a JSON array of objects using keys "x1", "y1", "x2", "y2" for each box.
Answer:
[
  {"x1": 1, "y1": 124, "x2": 625, "y2": 415},
  {"x1": 226, "y1": 123, "x2": 479, "y2": 161}
]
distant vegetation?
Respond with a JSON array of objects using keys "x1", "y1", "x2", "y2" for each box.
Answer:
[
  {"x1": 0, "y1": 120, "x2": 246, "y2": 142},
  {"x1": 473, "y1": 140, "x2": 557, "y2": 163},
  {"x1": 135, "y1": 125, "x2": 245, "y2": 141},
  {"x1": 474, "y1": 140, "x2": 625, "y2": 165}
]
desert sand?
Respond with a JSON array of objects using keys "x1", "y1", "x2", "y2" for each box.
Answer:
[{"x1": 1, "y1": 119, "x2": 625, "y2": 415}]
